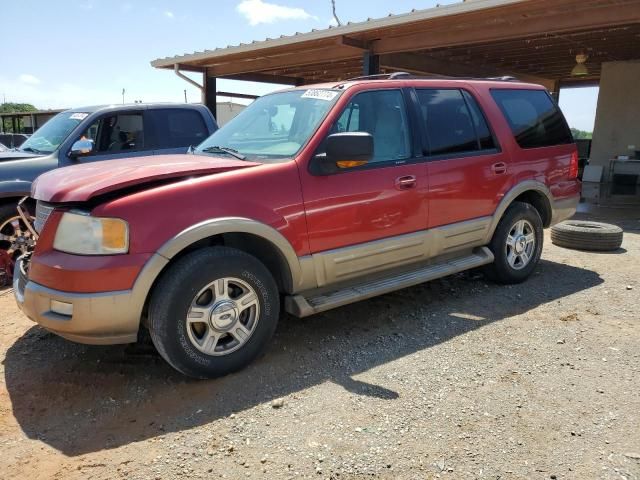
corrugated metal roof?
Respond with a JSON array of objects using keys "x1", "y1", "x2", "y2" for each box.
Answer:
[{"x1": 151, "y1": 0, "x2": 526, "y2": 68}]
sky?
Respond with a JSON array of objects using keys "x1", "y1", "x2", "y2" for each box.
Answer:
[{"x1": 2, "y1": 0, "x2": 598, "y2": 131}]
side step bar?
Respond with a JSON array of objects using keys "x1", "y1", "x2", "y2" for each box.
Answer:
[{"x1": 285, "y1": 247, "x2": 494, "y2": 318}]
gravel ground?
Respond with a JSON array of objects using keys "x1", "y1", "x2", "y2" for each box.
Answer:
[{"x1": 0, "y1": 205, "x2": 639, "y2": 480}]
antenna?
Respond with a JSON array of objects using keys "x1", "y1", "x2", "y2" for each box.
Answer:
[{"x1": 331, "y1": 0, "x2": 342, "y2": 26}]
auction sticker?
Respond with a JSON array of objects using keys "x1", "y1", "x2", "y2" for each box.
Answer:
[
  {"x1": 301, "y1": 89, "x2": 338, "y2": 101},
  {"x1": 69, "y1": 112, "x2": 89, "y2": 120}
]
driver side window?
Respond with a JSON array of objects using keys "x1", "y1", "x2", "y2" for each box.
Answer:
[
  {"x1": 78, "y1": 113, "x2": 145, "y2": 155},
  {"x1": 329, "y1": 90, "x2": 411, "y2": 163}
]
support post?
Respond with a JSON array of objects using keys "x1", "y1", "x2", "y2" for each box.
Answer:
[
  {"x1": 550, "y1": 80, "x2": 561, "y2": 103},
  {"x1": 204, "y1": 75, "x2": 217, "y2": 121},
  {"x1": 362, "y1": 51, "x2": 379, "y2": 77}
]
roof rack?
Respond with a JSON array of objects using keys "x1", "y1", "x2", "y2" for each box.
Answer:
[{"x1": 342, "y1": 72, "x2": 521, "y2": 82}]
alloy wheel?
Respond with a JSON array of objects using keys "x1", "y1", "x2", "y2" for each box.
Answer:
[
  {"x1": 505, "y1": 219, "x2": 536, "y2": 270},
  {"x1": 186, "y1": 276, "x2": 260, "y2": 356},
  {"x1": 0, "y1": 215, "x2": 36, "y2": 260}
]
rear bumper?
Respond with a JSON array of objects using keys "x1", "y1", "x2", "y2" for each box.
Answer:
[
  {"x1": 550, "y1": 195, "x2": 579, "y2": 226},
  {"x1": 13, "y1": 253, "x2": 168, "y2": 345}
]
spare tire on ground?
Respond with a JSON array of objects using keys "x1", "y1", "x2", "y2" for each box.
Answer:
[{"x1": 551, "y1": 220, "x2": 623, "y2": 251}]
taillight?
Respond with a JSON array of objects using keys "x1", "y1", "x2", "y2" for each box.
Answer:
[{"x1": 569, "y1": 149, "x2": 579, "y2": 179}]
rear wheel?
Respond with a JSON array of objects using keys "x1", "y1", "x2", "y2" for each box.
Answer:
[
  {"x1": 148, "y1": 246, "x2": 280, "y2": 379},
  {"x1": 484, "y1": 201, "x2": 543, "y2": 284}
]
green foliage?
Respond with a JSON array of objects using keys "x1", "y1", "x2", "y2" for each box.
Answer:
[
  {"x1": 0, "y1": 102, "x2": 37, "y2": 113},
  {"x1": 0, "y1": 103, "x2": 38, "y2": 133},
  {"x1": 570, "y1": 127, "x2": 592, "y2": 140}
]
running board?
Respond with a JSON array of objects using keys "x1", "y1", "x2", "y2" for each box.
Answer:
[{"x1": 285, "y1": 247, "x2": 494, "y2": 318}]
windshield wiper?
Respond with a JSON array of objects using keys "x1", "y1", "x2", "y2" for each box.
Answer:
[
  {"x1": 19, "y1": 146, "x2": 44, "y2": 154},
  {"x1": 200, "y1": 145, "x2": 246, "y2": 160}
]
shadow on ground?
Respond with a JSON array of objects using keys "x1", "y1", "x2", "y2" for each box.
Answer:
[{"x1": 3, "y1": 259, "x2": 602, "y2": 456}]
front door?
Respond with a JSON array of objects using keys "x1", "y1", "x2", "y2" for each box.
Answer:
[{"x1": 299, "y1": 89, "x2": 428, "y2": 284}]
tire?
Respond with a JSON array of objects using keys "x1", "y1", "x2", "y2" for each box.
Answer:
[
  {"x1": 551, "y1": 220, "x2": 623, "y2": 251},
  {"x1": 483, "y1": 201, "x2": 544, "y2": 284},
  {"x1": 148, "y1": 246, "x2": 280, "y2": 379}
]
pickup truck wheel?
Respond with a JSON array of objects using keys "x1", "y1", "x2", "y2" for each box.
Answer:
[
  {"x1": 0, "y1": 204, "x2": 36, "y2": 263},
  {"x1": 483, "y1": 201, "x2": 543, "y2": 284},
  {"x1": 148, "y1": 246, "x2": 280, "y2": 379}
]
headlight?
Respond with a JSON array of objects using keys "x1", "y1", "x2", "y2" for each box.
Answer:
[{"x1": 53, "y1": 212, "x2": 129, "y2": 255}]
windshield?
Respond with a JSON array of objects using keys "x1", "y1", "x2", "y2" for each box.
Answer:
[
  {"x1": 195, "y1": 88, "x2": 341, "y2": 161},
  {"x1": 19, "y1": 111, "x2": 89, "y2": 154}
]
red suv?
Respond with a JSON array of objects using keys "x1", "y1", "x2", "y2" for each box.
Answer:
[{"x1": 14, "y1": 76, "x2": 580, "y2": 378}]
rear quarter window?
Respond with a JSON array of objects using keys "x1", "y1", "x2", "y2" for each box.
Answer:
[{"x1": 490, "y1": 89, "x2": 573, "y2": 149}]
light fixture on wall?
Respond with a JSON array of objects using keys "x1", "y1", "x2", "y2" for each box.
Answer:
[{"x1": 571, "y1": 53, "x2": 589, "y2": 77}]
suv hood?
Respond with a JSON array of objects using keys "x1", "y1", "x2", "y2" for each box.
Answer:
[{"x1": 32, "y1": 154, "x2": 259, "y2": 203}]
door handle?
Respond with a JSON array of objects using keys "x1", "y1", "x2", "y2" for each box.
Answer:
[
  {"x1": 395, "y1": 175, "x2": 417, "y2": 190},
  {"x1": 492, "y1": 162, "x2": 507, "y2": 175}
]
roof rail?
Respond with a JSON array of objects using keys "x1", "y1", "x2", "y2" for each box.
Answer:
[
  {"x1": 342, "y1": 72, "x2": 521, "y2": 83},
  {"x1": 486, "y1": 76, "x2": 519, "y2": 82}
]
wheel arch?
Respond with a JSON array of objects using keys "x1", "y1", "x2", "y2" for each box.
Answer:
[
  {"x1": 486, "y1": 181, "x2": 553, "y2": 242},
  {"x1": 156, "y1": 218, "x2": 301, "y2": 294}
]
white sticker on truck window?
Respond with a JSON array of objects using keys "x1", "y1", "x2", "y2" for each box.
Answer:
[
  {"x1": 301, "y1": 89, "x2": 338, "y2": 101},
  {"x1": 69, "y1": 113, "x2": 89, "y2": 120}
]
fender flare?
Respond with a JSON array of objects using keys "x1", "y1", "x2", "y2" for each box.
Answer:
[
  {"x1": 484, "y1": 180, "x2": 553, "y2": 243},
  {"x1": 0, "y1": 180, "x2": 32, "y2": 200},
  {"x1": 156, "y1": 217, "x2": 303, "y2": 290}
]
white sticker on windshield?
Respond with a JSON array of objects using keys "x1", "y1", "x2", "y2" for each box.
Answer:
[
  {"x1": 69, "y1": 112, "x2": 89, "y2": 120},
  {"x1": 301, "y1": 89, "x2": 338, "y2": 101}
]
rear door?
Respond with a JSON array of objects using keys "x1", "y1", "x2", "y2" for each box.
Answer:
[
  {"x1": 148, "y1": 108, "x2": 211, "y2": 154},
  {"x1": 414, "y1": 87, "x2": 511, "y2": 228}
]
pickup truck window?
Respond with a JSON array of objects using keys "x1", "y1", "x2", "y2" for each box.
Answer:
[
  {"x1": 195, "y1": 89, "x2": 341, "y2": 161},
  {"x1": 19, "y1": 111, "x2": 88, "y2": 154},
  {"x1": 79, "y1": 113, "x2": 145, "y2": 154}
]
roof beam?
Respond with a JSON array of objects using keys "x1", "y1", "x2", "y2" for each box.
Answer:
[
  {"x1": 206, "y1": 47, "x2": 360, "y2": 76},
  {"x1": 221, "y1": 72, "x2": 302, "y2": 85},
  {"x1": 336, "y1": 35, "x2": 369, "y2": 50},
  {"x1": 380, "y1": 52, "x2": 498, "y2": 77},
  {"x1": 373, "y1": 2, "x2": 640, "y2": 55},
  {"x1": 379, "y1": 52, "x2": 555, "y2": 88}
]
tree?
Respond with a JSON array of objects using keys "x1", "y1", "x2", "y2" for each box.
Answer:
[
  {"x1": 0, "y1": 102, "x2": 37, "y2": 113},
  {"x1": 0, "y1": 103, "x2": 38, "y2": 133},
  {"x1": 570, "y1": 127, "x2": 592, "y2": 140}
]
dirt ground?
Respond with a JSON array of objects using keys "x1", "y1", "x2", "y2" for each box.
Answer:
[{"x1": 0, "y1": 205, "x2": 639, "y2": 480}]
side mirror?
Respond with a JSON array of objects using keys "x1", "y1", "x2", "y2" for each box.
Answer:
[
  {"x1": 314, "y1": 132, "x2": 374, "y2": 175},
  {"x1": 69, "y1": 139, "x2": 94, "y2": 158}
]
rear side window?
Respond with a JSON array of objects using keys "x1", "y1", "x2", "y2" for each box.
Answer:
[
  {"x1": 416, "y1": 89, "x2": 495, "y2": 156},
  {"x1": 152, "y1": 109, "x2": 209, "y2": 149},
  {"x1": 491, "y1": 89, "x2": 573, "y2": 149}
]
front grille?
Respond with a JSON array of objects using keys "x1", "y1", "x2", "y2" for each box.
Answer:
[{"x1": 34, "y1": 201, "x2": 54, "y2": 233}]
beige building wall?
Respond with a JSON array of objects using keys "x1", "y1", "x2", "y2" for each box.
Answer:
[
  {"x1": 215, "y1": 101, "x2": 247, "y2": 126},
  {"x1": 590, "y1": 61, "x2": 640, "y2": 181}
]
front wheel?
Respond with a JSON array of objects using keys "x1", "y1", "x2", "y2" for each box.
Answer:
[
  {"x1": 148, "y1": 246, "x2": 280, "y2": 379},
  {"x1": 0, "y1": 203, "x2": 36, "y2": 263},
  {"x1": 483, "y1": 201, "x2": 543, "y2": 284}
]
